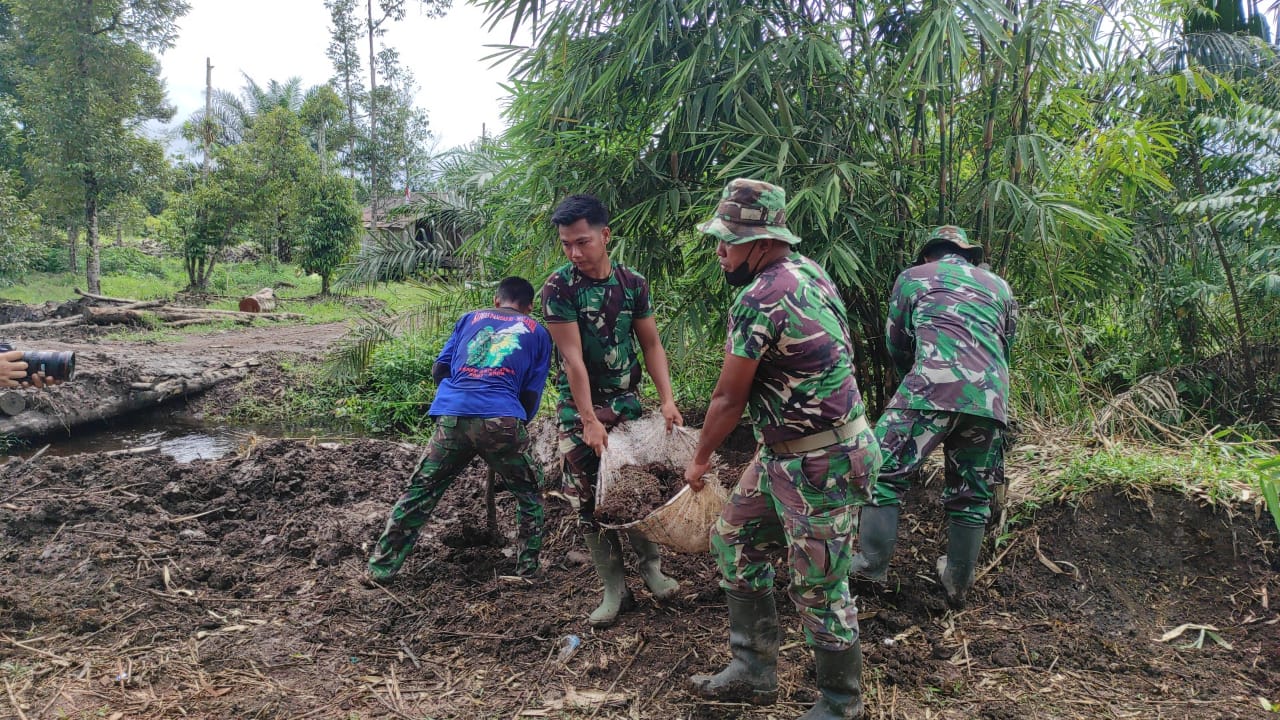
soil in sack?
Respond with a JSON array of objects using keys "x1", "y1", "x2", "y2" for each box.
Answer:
[{"x1": 594, "y1": 462, "x2": 684, "y2": 524}]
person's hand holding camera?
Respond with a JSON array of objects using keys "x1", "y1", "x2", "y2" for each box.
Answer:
[{"x1": 0, "y1": 348, "x2": 60, "y2": 390}]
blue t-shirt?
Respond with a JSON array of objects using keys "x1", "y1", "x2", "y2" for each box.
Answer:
[{"x1": 429, "y1": 308, "x2": 552, "y2": 421}]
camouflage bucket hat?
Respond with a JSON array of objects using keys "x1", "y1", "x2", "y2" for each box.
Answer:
[
  {"x1": 697, "y1": 178, "x2": 802, "y2": 246},
  {"x1": 915, "y1": 225, "x2": 982, "y2": 264}
]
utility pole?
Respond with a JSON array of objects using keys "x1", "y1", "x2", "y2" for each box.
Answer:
[{"x1": 202, "y1": 57, "x2": 213, "y2": 177}]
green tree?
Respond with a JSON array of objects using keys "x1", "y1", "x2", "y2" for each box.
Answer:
[
  {"x1": 234, "y1": 106, "x2": 321, "y2": 262},
  {"x1": 301, "y1": 84, "x2": 349, "y2": 175},
  {"x1": 301, "y1": 174, "x2": 361, "y2": 295},
  {"x1": 325, "y1": 0, "x2": 366, "y2": 179},
  {"x1": 0, "y1": 170, "x2": 38, "y2": 285},
  {"x1": 9, "y1": 0, "x2": 188, "y2": 294},
  {"x1": 361, "y1": 0, "x2": 450, "y2": 216},
  {"x1": 177, "y1": 150, "x2": 252, "y2": 289}
]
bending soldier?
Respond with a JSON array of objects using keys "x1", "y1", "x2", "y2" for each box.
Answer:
[
  {"x1": 850, "y1": 225, "x2": 1018, "y2": 609},
  {"x1": 366, "y1": 277, "x2": 553, "y2": 582},
  {"x1": 542, "y1": 193, "x2": 684, "y2": 627}
]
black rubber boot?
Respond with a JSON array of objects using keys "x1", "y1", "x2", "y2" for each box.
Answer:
[
  {"x1": 583, "y1": 530, "x2": 633, "y2": 627},
  {"x1": 936, "y1": 521, "x2": 985, "y2": 609},
  {"x1": 688, "y1": 589, "x2": 779, "y2": 705},
  {"x1": 626, "y1": 531, "x2": 680, "y2": 601},
  {"x1": 848, "y1": 505, "x2": 900, "y2": 582},
  {"x1": 797, "y1": 644, "x2": 865, "y2": 720}
]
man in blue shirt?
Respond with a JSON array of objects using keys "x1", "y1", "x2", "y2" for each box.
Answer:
[{"x1": 367, "y1": 277, "x2": 553, "y2": 582}]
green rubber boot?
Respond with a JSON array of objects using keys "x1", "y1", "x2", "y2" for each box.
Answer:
[
  {"x1": 583, "y1": 530, "x2": 633, "y2": 627},
  {"x1": 936, "y1": 521, "x2": 986, "y2": 610},
  {"x1": 848, "y1": 505, "x2": 899, "y2": 582},
  {"x1": 688, "y1": 589, "x2": 779, "y2": 705},
  {"x1": 796, "y1": 645, "x2": 865, "y2": 720},
  {"x1": 626, "y1": 531, "x2": 680, "y2": 601}
]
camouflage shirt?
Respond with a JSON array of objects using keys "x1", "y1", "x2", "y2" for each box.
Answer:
[
  {"x1": 885, "y1": 254, "x2": 1018, "y2": 424},
  {"x1": 728, "y1": 253, "x2": 866, "y2": 447},
  {"x1": 541, "y1": 261, "x2": 652, "y2": 405}
]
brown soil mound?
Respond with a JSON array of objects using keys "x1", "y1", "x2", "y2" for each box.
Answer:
[
  {"x1": 595, "y1": 462, "x2": 683, "y2": 525},
  {"x1": 0, "y1": 440, "x2": 1275, "y2": 719}
]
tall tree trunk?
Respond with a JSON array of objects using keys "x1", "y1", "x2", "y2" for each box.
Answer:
[
  {"x1": 84, "y1": 174, "x2": 102, "y2": 295},
  {"x1": 366, "y1": 0, "x2": 380, "y2": 221},
  {"x1": 66, "y1": 224, "x2": 79, "y2": 273},
  {"x1": 115, "y1": 222, "x2": 123, "y2": 247}
]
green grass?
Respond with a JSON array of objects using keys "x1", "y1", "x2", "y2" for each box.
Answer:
[
  {"x1": 1050, "y1": 441, "x2": 1263, "y2": 506},
  {"x1": 0, "y1": 256, "x2": 439, "y2": 322}
]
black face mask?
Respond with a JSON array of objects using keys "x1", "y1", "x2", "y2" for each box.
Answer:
[{"x1": 723, "y1": 242, "x2": 764, "y2": 287}]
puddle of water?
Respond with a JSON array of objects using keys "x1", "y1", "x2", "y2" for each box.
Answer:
[{"x1": 12, "y1": 406, "x2": 370, "y2": 463}]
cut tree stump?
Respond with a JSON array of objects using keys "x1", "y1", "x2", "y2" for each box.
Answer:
[
  {"x1": 0, "y1": 392, "x2": 25, "y2": 416},
  {"x1": 239, "y1": 288, "x2": 277, "y2": 313}
]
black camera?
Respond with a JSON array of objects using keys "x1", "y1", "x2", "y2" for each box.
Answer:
[{"x1": 0, "y1": 342, "x2": 76, "y2": 381}]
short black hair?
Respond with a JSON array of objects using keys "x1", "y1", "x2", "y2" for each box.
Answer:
[
  {"x1": 550, "y1": 194, "x2": 609, "y2": 228},
  {"x1": 496, "y1": 276, "x2": 536, "y2": 308}
]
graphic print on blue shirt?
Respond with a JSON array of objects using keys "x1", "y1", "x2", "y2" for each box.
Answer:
[{"x1": 428, "y1": 309, "x2": 552, "y2": 421}]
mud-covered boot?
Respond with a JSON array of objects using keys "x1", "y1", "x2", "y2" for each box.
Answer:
[
  {"x1": 688, "y1": 589, "x2": 779, "y2": 705},
  {"x1": 936, "y1": 521, "x2": 985, "y2": 610},
  {"x1": 626, "y1": 531, "x2": 679, "y2": 601},
  {"x1": 848, "y1": 505, "x2": 899, "y2": 582},
  {"x1": 583, "y1": 530, "x2": 633, "y2": 627},
  {"x1": 797, "y1": 644, "x2": 865, "y2": 720}
]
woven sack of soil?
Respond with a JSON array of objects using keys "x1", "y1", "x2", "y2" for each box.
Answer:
[{"x1": 594, "y1": 414, "x2": 728, "y2": 553}]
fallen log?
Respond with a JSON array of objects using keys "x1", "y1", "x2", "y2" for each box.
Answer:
[
  {"x1": 239, "y1": 287, "x2": 277, "y2": 313},
  {"x1": 0, "y1": 316, "x2": 86, "y2": 332},
  {"x1": 75, "y1": 288, "x2": 144, "y2": 304},
  {"x1": 82, "y1": 306, "x2": 147, "y2": 326},
  {"x1": 0, "y1": 367, "x2": 249, "y2": 441},
  {"x1": 155, "y1": 307, "x2": 304, "y2": 320}
]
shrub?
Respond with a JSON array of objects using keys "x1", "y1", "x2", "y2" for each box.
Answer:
[
  {"x1": 344, "y1": 329, "x2": 449, "y2": 434},
  {"x1": 100, "y1": 246, "x2": 165, "y2": 278}
]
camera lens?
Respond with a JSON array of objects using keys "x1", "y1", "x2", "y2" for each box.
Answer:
[{"x1": 22, "y1": 351, "x2": 75, "y2": 381}]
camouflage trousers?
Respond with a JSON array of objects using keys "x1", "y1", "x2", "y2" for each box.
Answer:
[
  {"x1": 557, "y1": 393, "x2": 642, "y2": 528},
  {"x1": 865, "y1": 408, "x2": 1004, "y2": 527},
  {"x1": 368, "y1": 416, "x2": 545, "y2": 578},
  {"x1": 710, "y1": 428, "x2": 881, "y2": 651}
]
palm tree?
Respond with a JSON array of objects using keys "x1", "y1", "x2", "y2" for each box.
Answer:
[{"x1": 187, "y1": 74, "x2": 308, "y2": 148}]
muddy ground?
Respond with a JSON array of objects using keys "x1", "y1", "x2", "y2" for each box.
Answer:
[{"x1": 0, "y1": 317, "x2": 1277, "y2": 719}]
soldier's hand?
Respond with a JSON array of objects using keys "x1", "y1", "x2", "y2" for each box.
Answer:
[
  {"x1": 583, "y1": 418, "x2": 608, "y2": 457},
  {"x1": 661, "y1": 400, "x2": 683, "y2": 433},
  {"x1": 684, "y1": 460, "x2": 710, "y2": 492}
]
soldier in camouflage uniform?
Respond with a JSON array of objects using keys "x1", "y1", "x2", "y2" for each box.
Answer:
[
  {"x1": 541, "y1": 194, "x2": 685, "y2": 627},
  {"x1": 850, "y1": 225, "x2": 1017, "y2": 610},
  {"x1": 684, "y1": 179, "x2": 880, "y2": 720},
  {"x1": 367, "y1": 277, "x2": 553, "y2": 583}
]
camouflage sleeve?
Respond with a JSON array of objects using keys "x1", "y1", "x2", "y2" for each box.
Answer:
[
  {"x1": 725, "y1": 302, "x2": 776, "y2": 361},
  {"x1": 884, "y1": 276, "x2": 914, "y2": 374},
  {"x1": 435, "y1": 313, "x2": 469, "y2": 367},
  {"x1": 541, "y1": 274, "x2": 576, "y2": 324}
]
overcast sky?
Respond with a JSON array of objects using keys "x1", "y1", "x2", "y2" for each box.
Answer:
[{"x1": 157, "y1": 1, "x2": 520, "y2": 151}]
